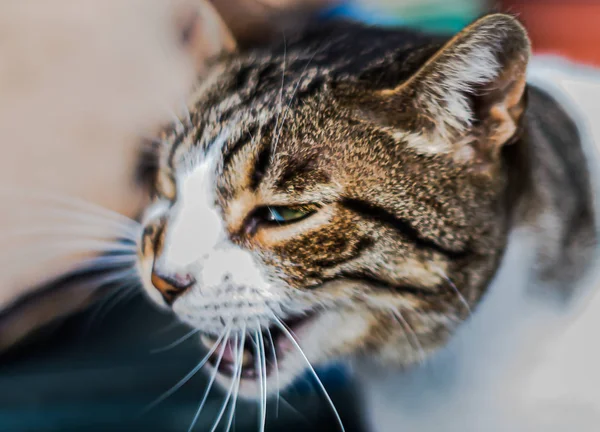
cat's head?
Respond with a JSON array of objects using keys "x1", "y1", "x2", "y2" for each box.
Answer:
[{"x1": 137, "y1": 14, "x2": 531, "y2": 397}]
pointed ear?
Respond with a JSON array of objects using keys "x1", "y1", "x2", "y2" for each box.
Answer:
[
  {"x1": 175, "y1": 0, "x2": 237, "y2": 74},
  {"x1": 373, "y1": 14, "x2": 531, "y2": 167}
]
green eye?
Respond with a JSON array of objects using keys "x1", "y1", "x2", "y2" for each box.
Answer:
[{"x1": 266, "y1": 206, "x2": 315, "y2": 223}]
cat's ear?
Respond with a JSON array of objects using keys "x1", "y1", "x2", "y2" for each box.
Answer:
[
  {"x1": 373, "y1": 14, "x2": 530, "y2": 168},
  {"x1": 175, "y1": 0, "x2": 238, "y2": 74}
]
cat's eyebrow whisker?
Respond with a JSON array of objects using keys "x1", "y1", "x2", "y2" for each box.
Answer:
[
  {"x1": 273, "y1": 31, "x2": 287, "y2": 138},
  {"x1": 390, "y1": 309, "x2": 426, "y2": 365},
  {"x1": 143, "y1": 325, "x2": 232, "y2": 414},
  {"x1": 271, "y1": 46, "x2": 319, "y2": 158},
  {"x1": 271, "y1": 313, "x2": 345, "y2": 432},
  {"x1": 150, "y1": 327, "x2": 200, "y2": 354},
  {"x1": 187, "y1": 327, "x2": 233, "y2": 432}
]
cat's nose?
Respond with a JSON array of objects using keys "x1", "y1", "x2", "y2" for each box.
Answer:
[{"x1": 151, "y1": 266, "x2": 195, "y2": 305}]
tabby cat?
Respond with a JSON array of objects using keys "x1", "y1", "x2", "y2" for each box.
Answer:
[{"x1": 138, "y1": 14, "x2": 596, "y2": 431}]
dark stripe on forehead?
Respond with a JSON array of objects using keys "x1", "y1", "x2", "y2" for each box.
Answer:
[
  {"x1": 221, "y1": 128, "x2": 257, "y2": 172},
  {"x1": 340, "y1": 198, "x2": 469, "y2": 259},
  {"x1": 221, "y1": 120, "x2": 276, "y2": 175},
  {"x1": 249, "y1": 141, "x2": 272, "y2": 190},
  {"x1": 168, "y1": 121, "x2": 205, "y2": 169}
]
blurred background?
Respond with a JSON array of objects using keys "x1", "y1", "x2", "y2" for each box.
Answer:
[{"x1": 1, "y1": 0, "x2": 599, "y2": 431}]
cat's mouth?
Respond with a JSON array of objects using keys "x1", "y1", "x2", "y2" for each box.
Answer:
[{"x1": 200, "y1": 313, "x2": 316, "y2": 381}]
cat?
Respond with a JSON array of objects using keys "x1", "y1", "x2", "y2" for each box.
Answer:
[{"x1": 137, "y1": 14, "x2": 597, "y2": 431}]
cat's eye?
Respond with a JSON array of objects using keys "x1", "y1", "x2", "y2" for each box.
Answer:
[{"x1": 264, "y1": 206, "x2": 316, "y2": 224}]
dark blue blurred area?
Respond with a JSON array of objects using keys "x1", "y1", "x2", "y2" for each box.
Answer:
[{"x1": 0, "y1": 278, "x2": 364, "y2": 431}]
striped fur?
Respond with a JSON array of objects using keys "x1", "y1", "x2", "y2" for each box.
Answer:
[{"x1": 137, "y1": 15, "x2": 596, "y2": 397}]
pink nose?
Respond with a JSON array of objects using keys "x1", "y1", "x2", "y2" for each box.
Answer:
[{"x1": 151, "y1": 267, "x2": 195, "y2": 305}]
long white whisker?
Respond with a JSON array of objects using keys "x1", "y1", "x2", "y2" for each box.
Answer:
[
  {"x1": 391, "y1": 309, "x2": 426, "y2": 364},
  {"x1": 257, "y1": 328, "x2": 268, "y2": 432},
  {"x1": 4, "y1": 209, "x2": 141, "y2": 238},
  {"x1": 273, "y1": 32, "x2": 287, "y2": 138},
  {"x1": 271, "y1": 314, "x2": 345, "y2": 432},
  {"x1": 223, "y1": 323, "x2": 246, "y2": 432},
  {"x1": 70, "y1": 254, "x2": 138, "y2": 273},
  {"x1": 81, "y1": 267, "x2": 138, "y2": 290},
  {"x1": 209, "y1": 333, "x2": 241, "y2": 432},
  {"x1": 253, "y1": 329, "x2": 266, "y2": 432},
  {"x1": 83, "y1": 275, "x2": 140, "y2": 333},
  {"x1": 187, "y1": 327, "x2": 233, "y2": 432},
  {"x1": 151, "y1": 328, "x2": 200, "y2": 354},
  {"x1": 265, "y1": 327, "x2": 280, "y2": 417},
  {"x1": 0, "y1": 239, "x2": 138, "y2": 267},
  {"x1": 143, "y1": 325, "x2": 231, "y2": 413},
  {"x1": 90, "y1": 281, "x2": 140, "y2": 327},
  {"x1": 1, "y1": 189, "x2": 140, "y2": 227}
]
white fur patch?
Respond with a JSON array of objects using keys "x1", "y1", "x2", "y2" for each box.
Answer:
[{"x1": 160, "y1": 154, "x2": 222, "y2": 270}]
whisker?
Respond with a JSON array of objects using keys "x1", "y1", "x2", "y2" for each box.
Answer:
[
  {"x1": 0, "y1": 239, "x2": 138, "y2": 267},
  {"x1": 87, "y1": 281, "x2": 140, "y2": 330},
  {"x1": 5, "y1": 207, "x2": 142, "y2": 236},
  {"x1": 70, "y1": 254, "x2": 138, "y2": 273},
  {"x1": 257, "y1": 328, "x2": 268, "y2": 432},
  {"x1": 433, "y1": 266, "x2": 472, "y2": 316},
  {"x1": 208, "y1": 334, "x2": 240, "y2": 432},
  {"x1": 143, "y1": 325, "x2": 231, "y2": 413},
  {"x1": 187, "y1": 327, "x2": 233, "y2": 432},
  {"x1": 265, "y1": 327, "x2": 280, "y2": 417},
  {"x1": 271, "y1": 46, "x2": 318, "y2": 158},
  {"x1": 151, "y1": 328, "x2": 200, "y2": 354},
  {"x1": 279, "y1": 396, "x2": 312, "y2": 425},
  {"x1": 271, "y1": 314, "x2": 345, "y2": 432},
  {"x1": 0, "y1": 224, "x2": 139, "y2": 242},
  {"x1": 273, "y1": 31, "x2": 287, "y2": 142},
  {"x1": 391, "y1": 309, "x2": 426, "y2": 364},
  {"x1": 1, "y1": 188, "x2": 140, "y2": 227},
  {"x1": 223, "y1": 323, "x2": 246, "y2": 432},
  {"x1": 253, "y1": 329, "x2": 266, "y2": 432}
]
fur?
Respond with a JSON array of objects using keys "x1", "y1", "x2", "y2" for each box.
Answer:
[{"x1": 137, "y1": 15, "x2": 597, "y2": 425}]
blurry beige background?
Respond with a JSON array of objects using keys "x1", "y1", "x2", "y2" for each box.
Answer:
[{"x1": 0, "y1": 0, "x2": 333, "y2": 348}]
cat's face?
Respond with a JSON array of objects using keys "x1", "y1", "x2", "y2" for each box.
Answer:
[{"x1": 137, "y1": 15, "x2": 531, "y2": 397}]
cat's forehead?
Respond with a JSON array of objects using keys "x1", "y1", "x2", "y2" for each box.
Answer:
[{"x1": 193, "y1": 23, "x2": 442, "y2": 132}]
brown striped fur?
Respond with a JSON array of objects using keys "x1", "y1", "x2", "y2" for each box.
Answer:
[{"x1": 138, "y1": 15, "x2": 596, "y2": 391}]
